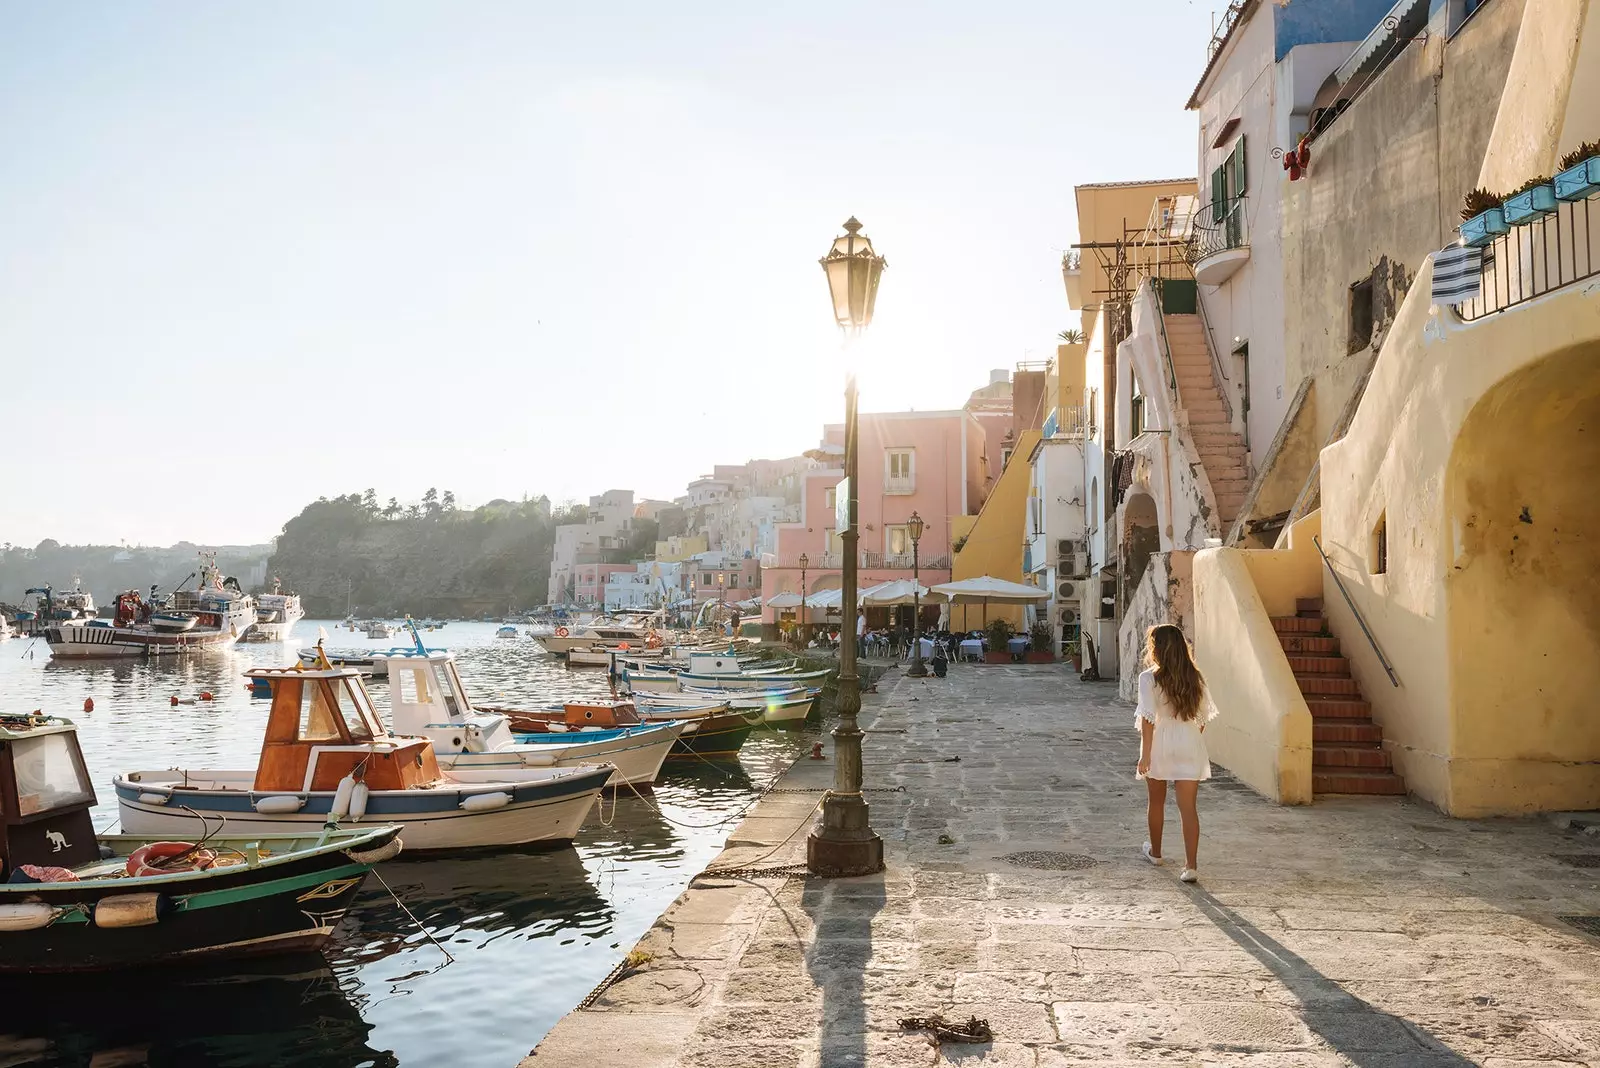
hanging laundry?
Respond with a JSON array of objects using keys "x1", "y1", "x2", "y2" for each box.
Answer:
[{"x1": 1432, "y1": 244, "x2": 1484, "y2": 306}]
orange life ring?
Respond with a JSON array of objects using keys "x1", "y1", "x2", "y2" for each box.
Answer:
[
  {"x1": 126, "y1": 841, "x2": 216, "y2": 879},
  {"x1": 555, "y1": 626, "x2": 570, "y2": 638}
]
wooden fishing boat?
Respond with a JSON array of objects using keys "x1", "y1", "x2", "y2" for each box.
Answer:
[
  {"x1": 115, "y1": 664, "x2": 611, "y2": 851},
  {"x1": 636, "y1": 687, "x2": 816, "y2": 725},
  {"x1": 0, "y1": 713, "x2": 402, "y2": 972},
  {"x1": 500, "y1": 699, "x2": 762, "y2": 759}
]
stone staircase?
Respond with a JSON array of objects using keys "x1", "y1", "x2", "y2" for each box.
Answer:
[
  {"x1": 1162, "y1": 313, "x2": 1250, "y2": 532},
  {"x1": 1272, "y1": 597, "x2": 1406, "y2": 796}
]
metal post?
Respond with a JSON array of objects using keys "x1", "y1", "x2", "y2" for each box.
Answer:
[
  {"x1": 799, "y1": 565, "x2": 807, "y2": 649},
  {"x1": 808, "y1": 372, "x2": 884, "y2": 876},
  {"x1": 906, "y1": 535, "x2": 926, "y2": 677}
]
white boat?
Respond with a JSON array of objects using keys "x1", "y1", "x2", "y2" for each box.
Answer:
[
  {"x1": 149, "y1": 612, "x2": 198, "y2": 633},
  {"x1": 495, "y1": 625, "x2": 519, "y2": 639},
  {"x1": 365, "y1": 622, "x2": 396, "y2": 640},
  {"x1": 116, "y1": 663, "x2": 611, "y2": 851},
  {"x1": 15, "y1": 579, "x2": 97, "y2": 636},
  {"x1": 248, "y1": 579, "x2": 305, "y2": 642},
  {"x1": 541, "y1": 618, "x2": 658, "y2": 656},
  {"x1": 635, "y1": 686, "x2": 815, "y2": 725},
  {"x1": 378, "y1": 650, "x2": 685, "y2": 786},
  {"x1": 45, "y1": 556, "x2": 254, "y2": 659},
  {"x1": 565, "y1": 648, "x2": 615, "y2": 667}
]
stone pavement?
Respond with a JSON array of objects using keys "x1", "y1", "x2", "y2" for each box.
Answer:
[{"x1": 527, "y1": 666, "x2": 1600, "y2": 1067}]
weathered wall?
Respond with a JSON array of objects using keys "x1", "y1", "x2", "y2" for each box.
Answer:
[
  {"x1": 1117, "y1": 550, "x2": 1194, "y2": 700},
  {"x1": 1192, "y1": 512, "x2": 1320, "y2": 804}
]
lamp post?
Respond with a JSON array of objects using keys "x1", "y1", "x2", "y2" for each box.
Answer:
[
  {"x1": 808, "y1": 217, "x2": 886, "y2": 877},
  {"x1": 905, "y1": 511, "x2": 927, "y2": 677},
  {"x1": 798, "y1": 552, "x2": 809, "y2": 649}
]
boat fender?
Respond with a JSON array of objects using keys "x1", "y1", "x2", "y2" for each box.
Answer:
[
  {"x1": 94, "y1": 892, "x2": 167, "y2": 928},
  {"x1": 350, "y1": 782, "x2": 370, "y2": 822},
  {"x1": 138, "y1": 792, "x2": 172, "y2": 806},
  {"x1": 0, "y1": 903, "x2": 60, "y2": 931},
  {"x1": 330, "y1": 775, "x2": 356, "y2": 822},
  {"x1": 521, "y1": 752, "x2": 557, "y2": 767},
  {"x1": 345, "y1": 836, "x2": 403, "y2": 865},
  {"x1": 459, "y1": 791, "x2": 511, "y2": 812},
  {"x1": 254, "y1": 794, "x2": 305, "y2": 814}
]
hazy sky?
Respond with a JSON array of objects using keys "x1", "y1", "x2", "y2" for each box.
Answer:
[{"x1": 2, "y1": 2, "x2": 1210, "y2": 547}]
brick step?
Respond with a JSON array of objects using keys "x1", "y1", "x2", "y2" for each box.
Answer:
[
  {"x1": 1272, "y1": 616, "x2": 1324, "y2": 634},
  {"x1": 1303, "y1": 695, "x2": 1372, "y2": 718},
  {"x1": 1296, "y1": 674, "x2": 1362, "y2": 696},
  {"x1": 1313, "y1": 744, "x2": 1393, "y2": 770},
  {"x1": 1287, "y1": 654, "x2": 1350, "y2": 676},
  {"x1": 1312, "y1": 768, "x2": 1407, "y2": 795},
  {"x1": 1279, "y1": 633, "x2": 1340, "y2": 655},
  {"x1": 1313, "y1": 718, "x2": 1384, "y2": 744}
]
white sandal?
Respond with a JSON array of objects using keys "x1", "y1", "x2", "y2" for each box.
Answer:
[
  {"x1": 1142, "y1": 842, "x2": 1163, "y2": 866},
  {"x1": 1180, "y1": 868, "x2": 1199, "y2": 883}
]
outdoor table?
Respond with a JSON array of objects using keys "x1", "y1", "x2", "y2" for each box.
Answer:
[
  {"x1": 1007, "y1": 636, "x2": 1028, "y2": 660},
  {"x1": 958, "y1": 639, "x2": 984, "y2": 661}
]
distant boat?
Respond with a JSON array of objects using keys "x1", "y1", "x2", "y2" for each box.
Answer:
[
  {"x1": 364, "y1": 622, "x2": 395, "y2": 640},
  {"x1": 247, "y1": 578, "x2": 305, "y2": 642},
  {"x1": 45, "y1": 556, "x2": 254, "y2": 659},
  {"x1": 495, "y1": 624, "x2": 519, "y2": 639},
  {"x1": 15, "y1": 578, "x2": 96, "y2": 636}
]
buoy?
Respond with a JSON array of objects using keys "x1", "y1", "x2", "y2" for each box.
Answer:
[
  {"x1": 169, "y1": 696, "x2": 179, "y2": 706},
  {"x1": 83, "y1": 698, "x2": 94, "y2": 713},
  {"x1": 198, "y1": 691, "x2": 214, "y2": 701},
  {"x1": 811, "y1": 742, "x2": 826, "y2": 760}
]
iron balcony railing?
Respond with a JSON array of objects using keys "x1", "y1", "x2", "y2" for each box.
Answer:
[
  {"x1": 1456, "y1": 193, "x2": 1598, "y2": 321},
  {"x1": 861, "y1": 552, "x2": 951, "y2": 571},
  {"x1": 1189, "y1": 195, "x2": 1248, "y2": 263},
  {"x1": 883, "y1": 476, "x2": 915, "y2": 495},
  {"x1": 1043, "y1": 405, "x2": 1088, "y2": 438}
]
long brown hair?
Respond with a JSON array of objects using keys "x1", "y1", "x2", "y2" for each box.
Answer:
[{"x1": 1145, "y1": 624, "x2": 1205, "y2": 721}]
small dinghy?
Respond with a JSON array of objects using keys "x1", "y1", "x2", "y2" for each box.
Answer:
[
  {"x1": 0, "y1": 713, "x2": 402, "y2": 971},
  {"x1": 116, "y1": 660, "x2": 612, "y2": 852},
  {"x1": 502, "y1": 699, "x2": 764, "y2": 760},
  {"x1": 149, "y1": 612, "x2": 198, "y2": 633}
]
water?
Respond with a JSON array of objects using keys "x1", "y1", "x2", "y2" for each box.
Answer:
[{"x1": 0, "y1": 621, "x2": 817, "y2": 1067}]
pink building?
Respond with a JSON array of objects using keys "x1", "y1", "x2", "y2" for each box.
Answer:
[
  {"x1": 761, "y1": 407, "x2": 989, "y2": 631},
  {"x1": 570, "y1": 563, "x2": 634, "y2": 605}
]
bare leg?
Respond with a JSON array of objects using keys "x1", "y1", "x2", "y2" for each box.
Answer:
[
  {"x1": 1174, "y1": 779, "x2": 1200, "y2": 869},
  {"x1": 1145, "y1": 777, "x2": 1167, "y2": 858}
]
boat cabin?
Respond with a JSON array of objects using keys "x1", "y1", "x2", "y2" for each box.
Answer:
[
  {"x1": 380, "y1": 651, "x2": 518, "y2": 755},
  {"x1": 0, "y1": 715, "x2": 100, "y2": 875},
  {"x1": 247, "y1": 666, "x2": 441, "y2": 792},
  {"x1": 687, "y1": 652, "x2": 744, "y2": 676}
]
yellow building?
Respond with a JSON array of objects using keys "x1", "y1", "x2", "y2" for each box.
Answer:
[
  {"x1": 1195, "y1": 0, "x2": 1600, "y2": 816},
  {"x1": 950, "y1": 429, "x2": 1042, "y2": 631},
  {"x1": 653, "y1": 534, "x2": 708, "y2": 563}
]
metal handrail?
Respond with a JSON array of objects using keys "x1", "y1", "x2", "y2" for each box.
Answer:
[
  {"x1": 1312, "y1": 536, "x2": 1399, "y2": 687},
  {"x1": 1150, "y1": 281, "x2": 1181, "y2": 401},
  {"x1": 1193, "y1": 284, "x2": 1234, "y2": 424}
]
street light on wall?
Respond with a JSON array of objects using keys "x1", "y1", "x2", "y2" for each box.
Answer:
[
  {"x1": 906, "y1": 511, "x2": 927, "y2": 678},
  {"x1": 809, "y1": 217, "x2": 887, "y2": 878},
  {"x1": 798, "y1": 552, "x2": 810, "y2": 649}
]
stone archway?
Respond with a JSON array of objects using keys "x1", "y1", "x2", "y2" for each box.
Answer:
[
  {"x1": 1444, "y1": 342, "x2": 1600, "y2": 812},
  {"x1": 1123, "y1": 492, "x2": 1160, "y2": 593}
]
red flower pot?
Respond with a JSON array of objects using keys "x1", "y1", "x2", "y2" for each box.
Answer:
[{"x1": 984, "y1": 651, "x2": 1010, "y2": 664}]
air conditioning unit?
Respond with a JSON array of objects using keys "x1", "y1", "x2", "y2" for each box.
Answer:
[
  {"x1": 1060, "y1": 552, "x2": 1089, "y2": 579},
  {"x1": 1059, "y1": 606, "x2": 1078, "y2": 624},
  {"x1": 1056, "y1": 537, "x2": 1082, "y2": 558},
  {"x1": 1057, "y1": 580, "x2": 1075, "y2": 598}
]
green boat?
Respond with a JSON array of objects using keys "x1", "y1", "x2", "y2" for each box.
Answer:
[{"x1": 666, "y1": 709, "x2": 765, "y2": 759}]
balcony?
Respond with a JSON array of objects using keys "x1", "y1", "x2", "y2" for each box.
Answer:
[
  {"x1": 1043, "y1": 405, "x2": 1087, "y2": 439},
  {"x1": 884, "y1": 476, "x2": 915, "y2": 496},
  {"x1": 862, "y1": 552, "x2": 951, "y2": 571},
  {"x1": 1061, "y1": 251, "x2": 1083, "y2": 310},
  {"x1": 1189, "y1": 196, "x2": 1249, "y2": 286},
  {"x1": 1456, "y1": 192, "x2": 1599, "y2": 321}
]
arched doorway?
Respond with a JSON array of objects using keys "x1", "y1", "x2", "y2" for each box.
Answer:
[
  {"x1": 1123, "y1": 492, "x2": 1160, "y2": 594},
  {"x1": 1444, "y1": 342, "x2": 1600, "y2": 811}
]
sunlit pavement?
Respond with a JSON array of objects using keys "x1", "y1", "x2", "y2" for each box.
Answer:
[{"x1": 530, "y1": 665, "x2": 1600, "y2": 1067}]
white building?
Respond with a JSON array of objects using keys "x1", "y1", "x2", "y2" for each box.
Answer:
[
  {"x1": 604, "y1": 560, "x2": 683, "y2": 610},
  {"x1": 1024, "y1": 398, "x2": 1089, "y2": 658},
  {"x1": 547, "y1": 489, "x2": 637, "y2": 605}
]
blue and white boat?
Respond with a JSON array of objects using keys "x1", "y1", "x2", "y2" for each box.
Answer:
[
  {"x1": 377, "y1": 649, "x2": 685, "y2": 786},
  {"x1": 116, "y1": 663, "x2": 611, "y2": 852}
]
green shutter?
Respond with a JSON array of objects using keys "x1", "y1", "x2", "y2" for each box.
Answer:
[
  {"x1": 1232, "y1": 135, "x2": 1247, "y2": 197},
  {"x1": 1211, "y1": 164, "x2": 1226, "y2": 223}
]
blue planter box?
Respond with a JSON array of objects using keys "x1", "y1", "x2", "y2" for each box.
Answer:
[
  {"x1": 1554, "y1": 157, "x2": 1600, "y2": 201},
  {"x1": 1460, "y1": 207, "x2": 1508, "y2": 248},
  {"x1": 1503, "y1": 183, "x2": 1557, "y2": 224}
]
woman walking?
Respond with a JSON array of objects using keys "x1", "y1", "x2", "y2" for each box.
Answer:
[{"x1": 1135, "y1": 624, "x2": 1215, "y2": 883}]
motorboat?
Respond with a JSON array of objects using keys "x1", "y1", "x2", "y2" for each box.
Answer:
[
  {"x1": 501, "y1": 699, "x2": 762, "y2": 759},
  {"x1": 115, "y1": 663, "x2": 612, "y2": 851},
  {"x1": 364, "y1": 622, "x2": 396, "y2": 640},
  {"x1": 377, "y1": 649, "x2": 685, "y2": 787},
  {"x1": 14, "y1": 579, "x2": 97, "y2": 637},
  {"x1": 635, "y1": 686, "x2": 816, "y2": 725},
  {"x1": 44, "y1": 556, "x2": 255, "y2": 658},
  {"x1": 495, "y1": 625, "x2": 519, "y2": 639},
  {"x1": 296, "y1": 648, "x2": 391, "y2": 676},
  {"x1": 247, "y1": 579, "x2": 305, "y2": 642},
  {"x1": 0, "y1": 712, "x2": 402, "y2": 971},
  {"x1": 540, "y1": 618, "x2": 659, "y2": 656}
]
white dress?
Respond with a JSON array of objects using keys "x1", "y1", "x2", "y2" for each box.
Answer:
[{"x1": 1134, "y1": 667, "x2": 1215, "y2": 782}]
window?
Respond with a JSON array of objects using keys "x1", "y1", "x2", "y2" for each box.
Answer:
[
  {"x1": 303, "y1": 680, "x2": 352, "y2": 742},
  {"x1": 1348, "y1": 274, "x2": 1375, "y2": 354},
  {"x1": 1370, "y1": 512, "x2": 1388, "y2": 575},
  {"x1": 1001, "y1": 446, "x2": 1013, "y2": 469},
  {"x1": 701, "y1": 573, "x2": 712, "y2": 586},
  {"x1": 397, "y1": 666, "x2": 434, "y2": 708},
  {"x1": 824, "y1": 486, "x2": 836, "y2": 510},
  {"x1": 825, "y1": 527, "x2": 843, "y2": 555},
  {"x1": 885, "y1": 449, "x2": 915, "y2": 492},
  {"x1": 11, "y1": 733, "x2": 94, "y2": 816},
  {"x1": 729, "y1": 574, "x2": 739, "y2": 588},
  {"x1": 886, "y1": 525, "x2": 909, "y2": 555},
  {"x1": 1099, "y1": 579, "x2": 1116, "y2": 620},
  {"x1": 1088, "y1": 389, "x2": 1099, "y2": 434}
]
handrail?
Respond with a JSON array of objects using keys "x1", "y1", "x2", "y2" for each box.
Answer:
[
  {"x1": 1192, "y1": 284, "x2": 1234, "y2": 424},
  {"x1": 1312, "y1": 536, "x2": 1399, "y2": 687},
  {"x1": 1150, "y1": 281, "x2": 1181, "y2": 401}
]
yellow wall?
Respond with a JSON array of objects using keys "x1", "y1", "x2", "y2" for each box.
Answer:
[
  {"x1": 654, "y1": 535, "x2": 708, "y2": 563},
  {"x1": 1073, "y1": 179, "x2": 1197, "y2": 311},
  {"x1": 951, "y1": 429, "x2": 1041, "y2": 631},
  {"x1": 1193, "y1": 512, "x2": 1321, "y2": 804}
]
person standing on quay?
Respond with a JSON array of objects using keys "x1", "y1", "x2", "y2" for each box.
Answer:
[{"x1": 1134, "y1": 624, "x2": 1216, "y2": 883}]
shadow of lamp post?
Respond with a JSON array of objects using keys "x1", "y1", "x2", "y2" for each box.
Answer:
[
  {"x1": 808, "y1": 217, "x2": 886, "y2": 877},
  {"x1": 906, "y1": 511, "x2": 927, "y2": 677}
]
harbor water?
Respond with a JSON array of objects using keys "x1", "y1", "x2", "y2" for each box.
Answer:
[{"x1": 0, "y1": 621, "x2": 818, "y2": 1067}]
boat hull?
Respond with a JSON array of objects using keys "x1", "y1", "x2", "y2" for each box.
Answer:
[
  {"x1": 45, "y1": 624, "x2": 242, "y2": 659},
  {"x1": 439, "y1": 723, "x2": 683, "y2": 787},
  {"x1": 114, "y1": 768, "x2": 609, "y2": 851},
  {"x1": 667, "y1": 711, "x2": 764, "y2": 759},
  {"x1": 0, "y1": 828, "x2": 397, "y2": 973},
  {"x1": 675, "y1": 668, "x2": 833, "y2": 691}
]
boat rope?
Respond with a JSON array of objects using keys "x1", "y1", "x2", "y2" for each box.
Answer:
[{"x1": 370, "y1": 867, "x2": 455, "y2": 965}]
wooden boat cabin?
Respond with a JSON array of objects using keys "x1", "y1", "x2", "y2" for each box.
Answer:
[
  {"x1": 246, "y1": 666, "x2": 441, "y2": 792},
  {"x1": 0, "y1": 715, "x2": 101, "y2": 876}
]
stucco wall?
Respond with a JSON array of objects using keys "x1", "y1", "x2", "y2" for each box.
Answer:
[{"x1": 1117, "y1": 550, "x2": 1194, "y2": 700}]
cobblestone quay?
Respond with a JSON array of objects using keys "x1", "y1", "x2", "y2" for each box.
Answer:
[{"x1": 528, "y1": 665, "x2": 1600, "y2": 1067}]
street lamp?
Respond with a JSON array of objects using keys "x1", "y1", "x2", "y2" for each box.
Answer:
[
  {"x1": 798, "y1": 552, "x2": 810, "y2": 650},
  {"x1": 809, "y1": 217, "x2": 887, "y2": 878},
  {"x1": 905, "y1": 511, "x2": 927, "y2": 678}
]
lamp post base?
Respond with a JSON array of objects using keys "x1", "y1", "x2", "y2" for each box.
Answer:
[
  {"x1": 907, "y1": 656, "x2": 928, "y2": 678},
  {"x1": 807, "y1": 793, "x2": 884, "y2": 877}
]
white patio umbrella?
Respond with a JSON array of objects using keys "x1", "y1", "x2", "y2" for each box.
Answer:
[
  {"x1": 930, "y1": 575, "x2": 1049, "y2": 628},
  {"x1": 765, "y1": 592, "x2": 803, "y2": 608},
  {"x1": 859, "y1": 579, "x2": 939, "y2": 606}
]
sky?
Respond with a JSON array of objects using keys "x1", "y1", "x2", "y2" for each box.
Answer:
[{"x1": 1, "y1": 1, "x2": 1213, "y2": 547}]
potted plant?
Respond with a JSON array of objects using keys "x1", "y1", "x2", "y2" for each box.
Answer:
[
  {"x1": 1459, "y1": 188, "x2": 1508, "y2": 247},
  {"x1": 1026, "y1": 621, "x2": 1056, "y2": 663},
  {"x1": 1555, "y1": 140, "x2": 1600, "y2": 202},
  {"x1": 1502, "y1": 174, "x2": 1558, "y2": 225},
  {"x1": 1061, "y1": 638, "x2": 1082, "y2": 672},
  {"x1": 984, "y1": 618, "x2": 1014, "y2": 664}
]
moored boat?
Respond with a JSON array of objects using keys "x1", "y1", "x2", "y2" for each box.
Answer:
[
  {"x1": 246, "y1": 578, "x2": 305, "y2": 642},
  {"x1": 116, "y1": 663, "x2": 612, "y2": 851},
  {"x1": 495, "y1": 624, "x2": 519, "y2": 639},
  {"x1": 0, "y1": 712, "x2": 403, "y2": 971},
  {"x1": 150, "y1": 612, "x2": 198, "y2": 633},
  {"x1": 44, "y1": 556, "x2": 254, "y2": 659},
  {"x1": 638, "y1": 686, "x2": 816, "y2": 725},
  {"x1": 501, "y1": 699, "x2": 762, "y2": 760}
]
